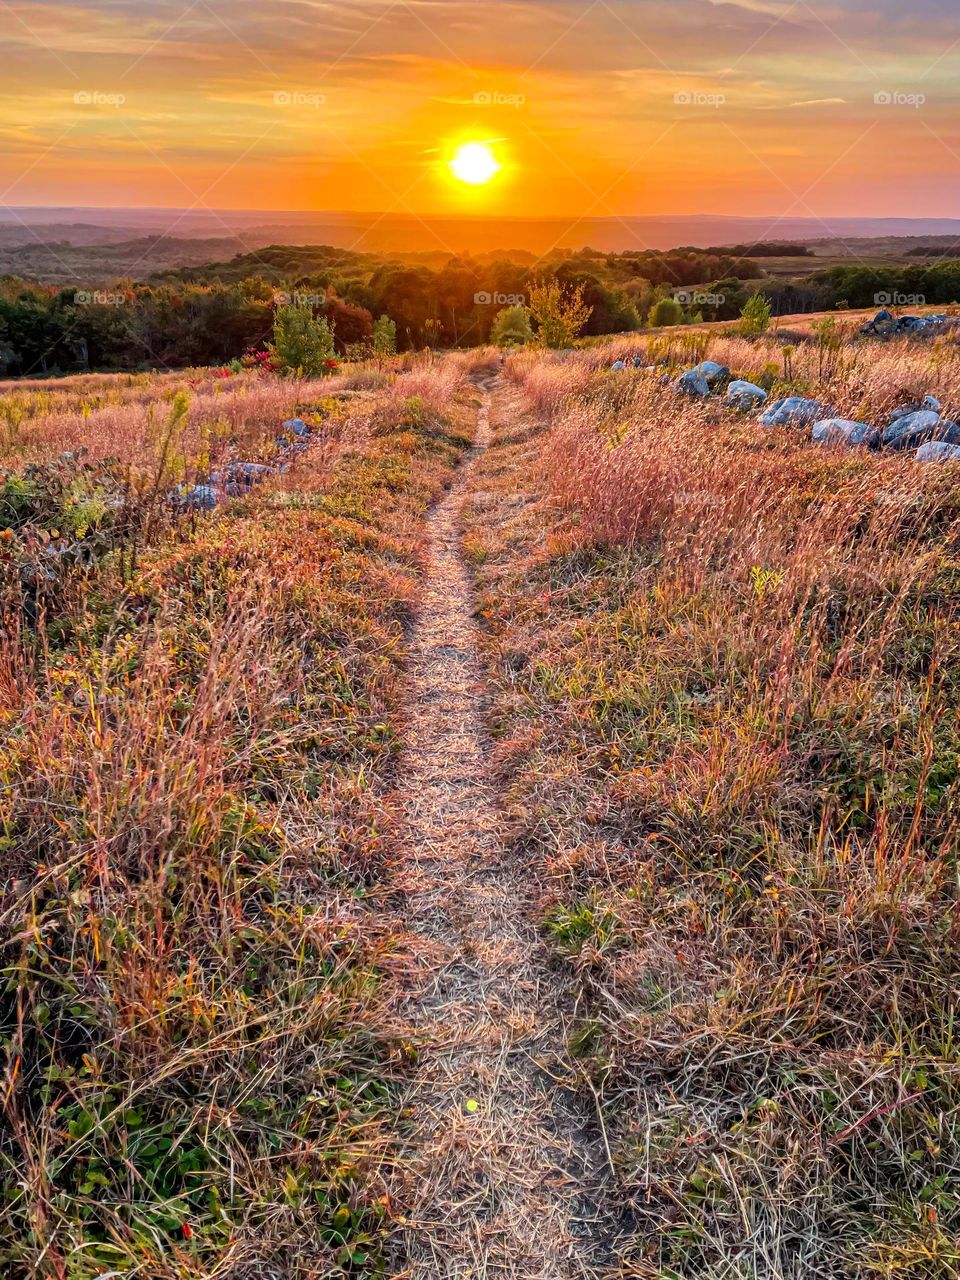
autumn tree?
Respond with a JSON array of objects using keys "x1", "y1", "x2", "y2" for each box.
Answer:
[{"x1": 527, "y1": 280, "x2": 592, "y2": 348}]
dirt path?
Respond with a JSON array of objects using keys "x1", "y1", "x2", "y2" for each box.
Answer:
[{"x1": 388, "y1": 376, "x2": 612, "y2": 1279}]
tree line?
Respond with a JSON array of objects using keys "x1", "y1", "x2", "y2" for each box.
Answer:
[{"x1": 5, "y1": 246, "x2": 960, "y2": 377}]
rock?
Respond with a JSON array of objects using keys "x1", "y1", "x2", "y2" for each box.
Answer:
[
  {"x1": 917, "y1": 440, "x2": 960, "y2": 462},
  {"x1": 282, "y1": 417, "x2": 310, "y2": 437},
  {"x1": 811, "y1": 418, "x2": 879, "y2": 448},
  {"x1": 216, "y1": 461, "x2": 275, "y2": 482},
  {"x1": 759, "y1": 397, "x2": 833, "y2": 428},
  {"x1": 889, "y1": 394, "x2": 942, "y2": 422},
  {"x1": 181, "y1": 484, "x2": 219, "y2": 510},
  {"x1": 861, "y1": 309, "x2": 894, "y2": 335},
  {"x1": 610, "y1": 359, "x2": 626, "y2": 371},
  {"x1": 726, "y1": 379, "x2": 768, "y2": 411},
  {"x1": 693, "y1": 360, "x2": 731, "y2": 387},
  {"x1": 674, "y1": 370, "x2": 711, "y2": 398},
  {"x1": 881, "y1": 409, "x2": 949, "y2": 450},
  {"x1": 209, "y1": 461, "x2": 276, "y2": 496}
]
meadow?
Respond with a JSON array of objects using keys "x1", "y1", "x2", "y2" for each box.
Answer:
[
  {"x1": 465, "y1": 332, "x2": 960, "y2": 1278},
  {"x1": 1, "y1": 328, "x2": 959, "y2": 1278},
  {"x1": 0, "y1": 354, "x2": 479, "y2": 1277}
]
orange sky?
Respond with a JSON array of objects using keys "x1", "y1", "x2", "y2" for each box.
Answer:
[{"x1": 2, "y1": 0, "x2": 960, "y2": 220}]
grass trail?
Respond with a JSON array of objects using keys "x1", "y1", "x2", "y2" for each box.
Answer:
[{"x1": 388, "y1": 376, "x2": 614, "y2": 1279}]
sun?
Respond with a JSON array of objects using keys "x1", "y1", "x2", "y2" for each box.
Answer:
[{"x1": 449, "y1": 141, "x2": 500, "y2": 186}]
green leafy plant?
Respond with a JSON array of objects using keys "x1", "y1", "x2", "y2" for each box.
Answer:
[
  {"x1": 649, "y1": 297, "x2": 684, "y2": 328},
  {"x1": 372, "y1": 314, "x2": 397, "y2": 357},
  {"x1": 271, "y1": 303, "x2": 338, "y2": 376},
  {"x1": 738, "y1": 290, "x2": 772, "y2": 337},
  {"x1": 491, "y1": 304, "x2": 534, "y2": 348}
]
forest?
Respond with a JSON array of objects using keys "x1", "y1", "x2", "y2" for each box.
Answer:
[{"x1": 5, "y1": 242, "x2": 960, "y2": 376}]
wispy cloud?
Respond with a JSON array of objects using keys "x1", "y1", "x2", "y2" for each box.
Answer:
[{"x1": 0, "y1": 0, "x2": 958, "y2": 214}]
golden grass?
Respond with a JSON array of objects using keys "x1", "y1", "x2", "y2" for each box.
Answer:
[
  {"x1": 461, "y1": 352, "x2": 960, "y2": 1278},
  {"x1": 0, "y1": 358, "x2": 475, "y2": 1278}
]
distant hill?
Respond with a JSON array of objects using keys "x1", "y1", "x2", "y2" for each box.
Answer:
[
  {"x1": 0, "y1": 235, "x2": 248, "y2": 285},
  {"x1": 7, "y1": 207, "x2": 960, "y2": 256}
]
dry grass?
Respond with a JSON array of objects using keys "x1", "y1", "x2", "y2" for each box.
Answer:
[
  {"x1": 0, "y1": 370, "x2": 349, "y2": 473},
  {"x1": 0, "y1": 357, "x2": 474, "y2": 1278},
  {"x1": 462, "y1": 351, "x2": 960, "y2": 1278},
  {"x1": 6, "y1": 330, "x2": 960, "y2": 1277}
]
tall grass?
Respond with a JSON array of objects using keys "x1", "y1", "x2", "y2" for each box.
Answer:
[
  {"x1": 466, "y1": 360, "x2": 960, "y2": 1278},
  {"x1": 0, "y1": 358, "x2": 475, "y2": 1278}
]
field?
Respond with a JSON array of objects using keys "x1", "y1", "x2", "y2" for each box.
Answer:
[{"x1": 2, "y1": 331, "x2": 960, "y2": 1278}]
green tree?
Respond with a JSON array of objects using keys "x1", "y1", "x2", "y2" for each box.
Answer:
[
  {"x1": 527, "y1": 280, "x2": 592, "y2": 348},
  {"x1": 490, "y1": 304, "x2": 533, "y2": 347},
  {"x1": 372, "y1": 314, "x2": 397, "y2": 356},
  {"x1": 738, "y1": 291, "x2": 772, "y2": 337},
  {"x1": 270, "y1": 303, "x2": 336, "y2": 376},
  {"x1": 649, "y1": 297, "x2": 683, "y2": 327}
]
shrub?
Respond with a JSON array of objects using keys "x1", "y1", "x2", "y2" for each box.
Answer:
[
  {"x1": 738, "y1": 290, "x2": 772, "y2": 337},
  {"x1": 271, "y1": 304, "x2": 338, "y2": 377},
  {"x1": 372, "y1": 314, "x2": 397, "y2": 356},
  {"x1": 649, "y1": 297, "x2": 684, "y2": 327},
  {"x1": 491, "y1": 304, "x2": 534, "y2": 348}
]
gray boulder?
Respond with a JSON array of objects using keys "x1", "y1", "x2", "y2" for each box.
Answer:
[
  {"x1": 210, "y1": 461, "x2": 276, "y2": 495},
  {"x1": 889, "y1": 394, "x2": 942, "y2": 422},
  {"x1": 181, "y1": 484, "x2": 219, "y2": 510},
  {"x1": 693, "y1": 360, "x2": 731, "y2": 387},
  {"x1": 881, "y1": 409, "x2": 956, "y2": 451},
  {"x1": 759, "y1": 397, "x2": 833, "y2": 428},
  {"x1": 861, "y1": 309, "x2": 894, "y2": 335},
  {"x1": 282, "y1": 417, "x2": 310, "y2": 437},
  {"x1": 812, "y1": 418, "x2": 879, "y2": 448},
  {"x1": 917, "y1": 441, "x2": 960, "y2": 462},
  {"x1": 726, "y1": 379, "x2": 768, "y2": 411},
  {"x1": 674, "y1": 370, "x2": 711, "y2": 398}
]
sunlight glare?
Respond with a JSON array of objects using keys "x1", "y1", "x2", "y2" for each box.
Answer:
[{"x1": 449, "y1": 141, "x2": 500, "y2": 186}]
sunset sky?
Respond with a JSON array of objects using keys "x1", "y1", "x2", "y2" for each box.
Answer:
[{"x1": 2, "y1": 0, "x2": 960, "y2": 218}]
